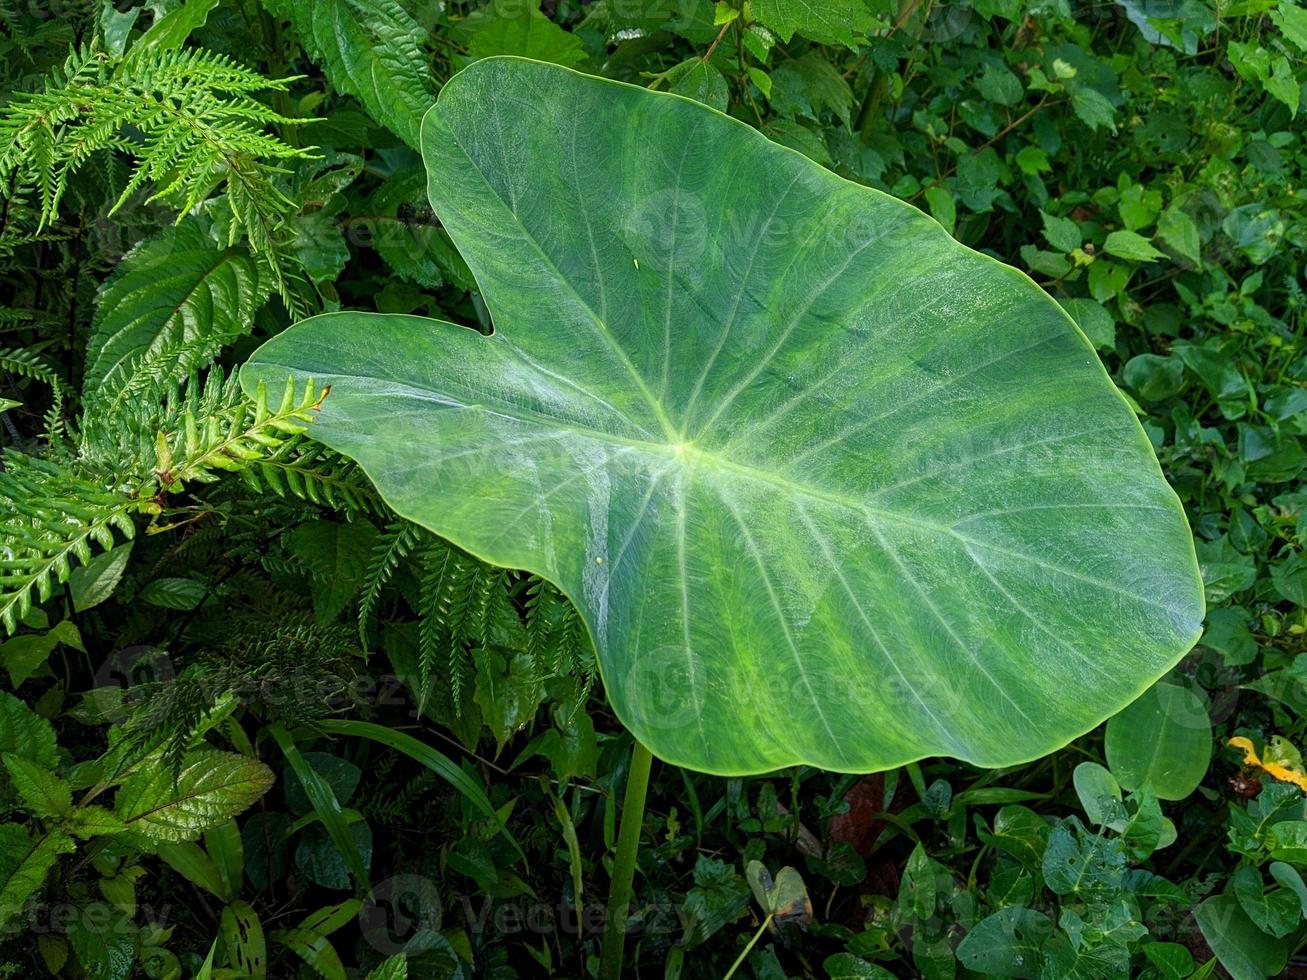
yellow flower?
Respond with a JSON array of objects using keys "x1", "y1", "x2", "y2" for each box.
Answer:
[{"x1": 1229, "y1": 736, "x2": 1307, "y2": 793}]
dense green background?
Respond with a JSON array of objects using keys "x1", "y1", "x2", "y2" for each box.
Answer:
[{"x1": 0, "y1": 0, "x2": 1304, "y2": 977}]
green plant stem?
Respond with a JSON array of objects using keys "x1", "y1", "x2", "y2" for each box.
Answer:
[
  {"x1": 722, "y1": 914, "x2": 772, "y2": 980},
  {"x1": 598, "y1": 738, "x2": 654, "y2": 980}
]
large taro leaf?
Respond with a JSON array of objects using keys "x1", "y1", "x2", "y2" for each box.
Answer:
[{"x1": 241, "y1": 57, "x2": 1204, "y2": 775}]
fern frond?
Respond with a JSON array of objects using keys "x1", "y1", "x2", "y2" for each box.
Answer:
[
  {"x1": 240, "y1": 441, "x2": 377, "y2": 516},
  {"x1": 0, "y1": 345, "x2": 65, "y2": 395},
  {"x1": 525, "y1": 577, "x2": 595, "y2": 710},
  {"x1": 0, "y1": 42, "x2": 310, "y2": 254},
  {"x1": 358, "y1": 520, "x2": 422, "y2": 643},
  {"x1": 0, "y1": 450, "x2": 144, "y2": 632},
  {"x1": 417, "y1": 542, "x2": 481, "y2": 714}
]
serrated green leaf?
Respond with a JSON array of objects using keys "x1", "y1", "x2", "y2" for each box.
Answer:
[
  {"x1": 241, "y1": 57, "x2": 1204, "y2": 776},
  {"x1": 977, "y1": 62, "x2": 1023, "y2": 106},
  {"x1": 85, "y1": 218, "x2": 269, "y2": 408},
  {"x1": 1157, "y1": 207, "x2": 1202, "y2": 266},
  {"x1": 0, "y1": 690, "x2": 58, "y2": 770},
  {"x1": 270, "y1": 0, "x2": 434, "y2": 147},
  {"x1": 0, "y1": 825, "x2": 75, "y2": 928},
  {"x1": 1041, "y1": 210, "x2": 1081, "y2": 253},
  {"x1": 1059, "y1": 298, "x2": 1115, "y2": 350},
  {"x1": 1272, "y1": 2, "x2": 1307, "y2": 50},
  {"x1": 1103, "y1": 229, "x2": 1167, "y2": 262},
  {"x1": 463, "y1": 0, "x2": 587, "y2": 67},
  {"x1": 66, "y1": 807, "x2": 127, "y2": 840},
  {"x1": 136, "y1": 576, "x2": 208, "y2": 611},
  {"x1": 66, "y1": 901, "x2": 134, "y2": 980},
  {"x1": 114, "y1": 751, "x2": 274, "y2": 845},
  {"x1": 752, "y1": 0, "x2": 877, "y2": 47},
  {"x1": 1071, "y1": 87, "x2": 1117, "y2": 132},
  {"x1": 3, "y1": 754, "x2": 70, "y2": 818}
]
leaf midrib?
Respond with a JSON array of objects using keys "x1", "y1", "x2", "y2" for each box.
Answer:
[{"x1": 269, "y1": 359, "x2": 1184, "y2": 620}]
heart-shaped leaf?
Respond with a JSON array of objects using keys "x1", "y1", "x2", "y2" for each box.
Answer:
[{"x1": 242, "y1": 57, "x2": 1204, "y2": 775}]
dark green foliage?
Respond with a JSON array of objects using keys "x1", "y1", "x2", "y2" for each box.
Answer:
[{"x1": 0, "y1": 0, "x2": 1304, "y2": 977}]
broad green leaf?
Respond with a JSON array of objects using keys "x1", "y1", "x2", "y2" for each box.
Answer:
[
  {"x1": 1042, "y1": 818, "x2": 1127, "y2": 904},
  {"x1": 0, "y1": 825, "x2": 75, "y2": 927},
  {"x1": 68, "y1": 541, "x2": 134, "y2": 613},
  {"x1": 1273, "y1": 2, "x2": 1307, "y2": 50},
  {"x1": 462, "y1": 0, "x2": 587, "y2": 67},
  {"x1": 668, "y1": 59, "x2": 731, "y2": 112},
  {"x1": 85, "y1": 218, "x2": 268, "y2": 408},
  {"x1": 1071, "y1": 87, "x2": 1117, "y2": 131},
  {"x1": 1072, "y1": 761, "x2": 1121, "y2": 826},
  {"x1": 1142, "y1": 942, "x2": 1194, "y2": 980},
  {"x1": 242, "y1": 57, "x2": 1204, "y2": 775},
  {"x1": 1041, "y1": 210, "x2": 1081, "y2": 253},
  {"x1": 367, "y1": 956, "x2": 409, "y2": 980},
  {"x1": 271, "y1": 927, "x2": 347, "y2": 980},
  {"x1": 267, "y1": 0, "x2": 434, "y2": 147},
  {"x1": 1104, "y1": 680, "x2": 1211, "y2": 800},
  {"x1": 3, "y1": 754, "x2": 70, "y2": 818},
  {"x1": 1103, "y1": 229, "x2": 1167, "y2": 262},
  {"x1": 1157, "y1": 206, "x2": 1202, "y2": 266},
  {"x1": 955, "y1": 906, "x2": 1053, "y2": 978},
  {"x1": 1264, "y1": 56, "x2": 1299, "y2": 116},
  {"x1": 822, "y1": 954, "x2": 895, "y2": 979},
  {"x1": 66, "y1": 806, "x2": 127, "y2": 839},
  {"x1": 752, "y1": 0, "x2": 877, "y2": 47},
  {"x1": 133, "y1": 0, "x2": 220, "y2": 51},
  {"x1": 114, "y1": 750, "x2": 274, "y2": 845},
  {"x1": 101, "y1": 2, "x2": 142, "y2": 55},
  {"x1": 745, "y1": 861, "x2": 810, "y2": 923},
  {"x1": 205, "y1": 820, "x2": 244, "y2": 901},
  {"x1": 1194, "y1": 894, "x2": 1287, "y2": 980},
  {"x1": 0, "y1": 690, "x2": 58, "y2": 769},
  {"x1": 66, "y1": 901, "x2": 135, "y2": 980},
  {"x1": 298, "y1": 898, "x2": 363, "y2": 937},
  {"x1": 1232, "y1": 863, "x2": 1299, "y2": 937},
  {"x1": 1268, "y1": 821, "x2": 1307, "y2": 863},
  {"x1": 1271, "y1": 861, "x2": 1307, "y2": 916}
]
